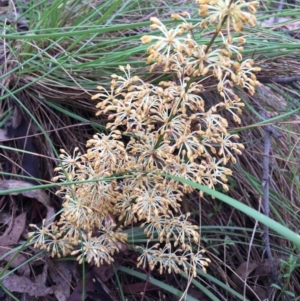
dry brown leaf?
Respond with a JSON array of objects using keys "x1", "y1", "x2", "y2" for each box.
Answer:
[
  {"x1": 93, "y1": 257, "x2": 123, "y2": 282},
  {"x1": 0, "y1": 211, "x2": 30, "y2": 276},
  {"x1": 66, "y1": 276, "x2": 89, "y2": 301},
  {"x1": 0, "y1": 247, "x2": 30, "y2": 276},
  {"x1": 92, "y1": 272, "x2": 118, "y2": 301},
  {"x1": 66, "y1": 270, "x2": 115, "y2": 301},
  {"x1": 1, "y1": 262, "x2": 53, "y2": 296},
  {"x1": 0, "y1": 212, "x2": 26, "y2": 246},
  {"x1": 254, "y1": 258, "x2": 280, "y2": 277},
  {"x1": 66, "y1": 251, "x2": 124, "y2": 301},
  {"x1": 232, "y1": 261, "x2": 269, "y2": 300},
  {"x1": 253, "y1": 286, "x2": 268, "y2": 300},
  {"x1": 47, "y1": 260, "x2": 73, "y2": 301},
  {"x1": 0, "y1": 180, "x2": 55, "y2": 224},
  {"x1": 232, "y1": 261, "x2": 258, "y2": 282}
]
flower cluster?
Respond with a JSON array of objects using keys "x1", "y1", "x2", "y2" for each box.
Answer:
[
  {"x1": 197, "y1": 0, "x2": 259, "y2": 33},
  {"x1": 29, "y1": 0, "x2": 260, "y2": 278}
]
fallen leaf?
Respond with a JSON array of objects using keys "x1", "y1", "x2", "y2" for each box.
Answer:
[
  {"x1": 0, "y1": 208, "x2": 30, "y2": 276},
  {"x1": 232, "y1": 261, "x2": 268, "y2": 300},
  {"x1": 66, "y1": 270, "x2": 115, "y2": 301},
  {"x1": 47, "y1": 259, "x2": 73, "y2": 301},
  {"x1": 90, "y1": 270, "x2": 118, "y2": 301},
  {"x1": 93, "y1": 258, "x2": 123, "y2": 283},
  {"x1": 0, "y1": 212, "x2": 26, "y2": 246},
  {"x1": 254, "y1": 258, "x2": 280, "y2": 277},
  {"x1": 0, "y1": 247, "x2": 30, "y2": 276},
  {"x1": 1, "y1": 262, "x2": 53, "y2": 296},
  {"x1": 0, "y1": 180, "x2": 55, "y2": 225},
  {"x1": 232, "y1": 261, "x2": 258, "y2": 282}
]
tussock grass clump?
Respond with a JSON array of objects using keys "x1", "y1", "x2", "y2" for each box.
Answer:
[{"x1": 1, "y1": 0, "x2": 300, "y2": 300}]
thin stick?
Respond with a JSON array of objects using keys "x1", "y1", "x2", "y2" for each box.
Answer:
[
  {"x1": 258, "y1": 75, "x2": 300, "y2": 83},
  {"x1": 243, "y1": 200, "x2": 260, "y2": 300},
  {"x1": 260, "y1": 111, "x2": 292, "y2": 301},
  {"x1": 261, "y1": 123, "x2": 276, "y2": 278}
]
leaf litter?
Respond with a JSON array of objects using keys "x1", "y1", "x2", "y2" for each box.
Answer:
[
  {"x1": 0, "y1": 178, "x2": 125, "y2": 300},
  {"x1": 0, "y1": 180, "x2": 74, "y2": 300}
]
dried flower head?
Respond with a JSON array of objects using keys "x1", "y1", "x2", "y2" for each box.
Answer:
[
  {"x1": 29, "y1": 0, "x2": 261, "y2": 279},
  {"x1": 197, "y1": 0, "x2": 259, "y2": 34}
]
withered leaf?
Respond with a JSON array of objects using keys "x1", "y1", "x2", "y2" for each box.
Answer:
[{"x1": 0, "y1": 180, "x2": 55, "y2": 225}]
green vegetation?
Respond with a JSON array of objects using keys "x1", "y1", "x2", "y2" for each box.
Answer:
[{"x1": 0, "y1": 0, "x2": 299, "y2": 300}]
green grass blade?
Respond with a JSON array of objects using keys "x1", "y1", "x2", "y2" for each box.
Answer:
[{"x1": 162, "y1": 174, "x2": 300, "y2": 248}]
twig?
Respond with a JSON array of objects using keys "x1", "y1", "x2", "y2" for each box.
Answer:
[
  {"x1": 259, "y1": 111, "x2": 292, "y2": 301},
  {"x1": 261, "y1": 120, "x2": 276, "y2": 279},
  {"x1": 243, "y1": 202, "x2": 260, "y2": 300},
  {"x1": 258, "y1": 75, "x2": 300, "y2": 83}
]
